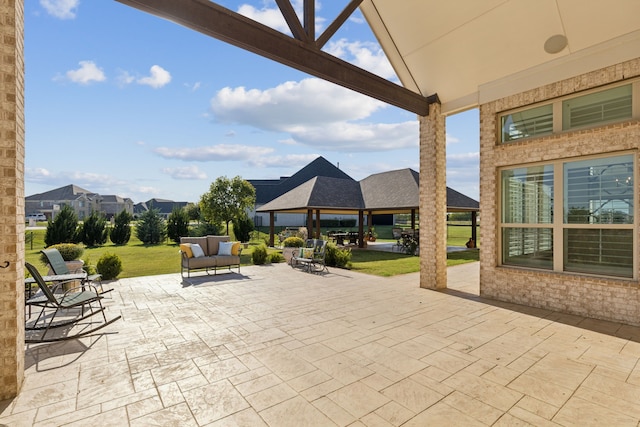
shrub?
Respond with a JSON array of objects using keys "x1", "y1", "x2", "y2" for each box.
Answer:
[
  {"x1": 233, "y1": 215, "x2": 254, "y2": 243},
  {"x1": 135, "y1": 209, "x2": 167, "y2": 245},
  {"x1": 167, "y1": 207, "x2": 190, "y2": 244},
  {"x1": 325, "y1": 243, "x2": 352, "y2": 269},
  {"x1": 252, "y1": 244, "x2": 268, "y2": 265},
  {"x1": 283, "y1": 236, "x2": 304, "y2": 247},
  {"x1": 44, "y1": 205, "x2": 80, "y2": 246},
  {"x1": 189, "y1": 221, "x2": 221, "y2": 237},
  {"x1": 97, "y1": 252, "x2": 122, "y2": 280},
  {"x1": 39, "y1": 243, "x2": 84, "y2": 265},
  {"x1": 110, "y1": 209, "x2": 132, "y2": 245},
  {"x1": 78, "y1": 211, "x2": 108, "y2": 247},
  {"x1": 269, "y1": 252, "x2": 284, "y2": 263}
]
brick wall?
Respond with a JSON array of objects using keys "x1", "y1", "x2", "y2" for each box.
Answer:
[
  {"x1": 479, "y1": 58, "x2": 640, "y2": 325},
  {"x1": 0, "y1": 0, "x2": 24, "y2": 400}
]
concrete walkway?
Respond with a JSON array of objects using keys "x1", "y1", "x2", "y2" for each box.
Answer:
[{"x1": 2, "y1": 262, "x2": 640, "y2": 426}]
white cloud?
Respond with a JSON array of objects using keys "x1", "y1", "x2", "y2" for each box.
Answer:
[
  {"x1": 40, "y1": 0, "x2": 79, "y2": 19},
  {"x1": 161, "y1": 165, "x2": 208, "y2": 180},
  {"x1": 325, "y1": 39, "x2": 396, "y2": 80},
  {"x1": 210, "y1": 77, "x2": 417, "y2": 152},
  {"x1": 154, "y1": 144, "x2": 274, "y2": 162},
  {"x1": 212, "y1": 78, "x2": 384, "y2": 128},
  {"x1": 64, "y1": 60, "x2": 106, "y2": 85},
  {"x1": 137, "y1": 65, "x2": 171, "y2": 88},
  {"x1": 238, "y1": 4, "x2": 289, "y2": 33},
  {"x1": 116, "y1": 70, "x2": 135, "y2": 86}
]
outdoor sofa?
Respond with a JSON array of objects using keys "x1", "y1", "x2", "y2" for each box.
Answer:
[{"x1": 179, "y1": 235, "x2": 242, "y2": 278}]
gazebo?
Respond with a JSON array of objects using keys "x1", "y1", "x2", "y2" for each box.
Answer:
[{"x1": 257, "y1": 168, "x2": 479, "y2": 247}]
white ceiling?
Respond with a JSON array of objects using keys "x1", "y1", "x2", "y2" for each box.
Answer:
[{"x1": 361, "y1": 0, "x2": 640, "y2": 114}]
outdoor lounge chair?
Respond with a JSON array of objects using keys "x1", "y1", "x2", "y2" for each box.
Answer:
[
  {"x1": 42, "y1": 248, "x2": 109, "y2": 294},
  {"x1": 24, "y1": 263, "x2": 121, "y2": 343},
  {"x1": 291, "y1": 239, "x2": 328, "y2": 273}
]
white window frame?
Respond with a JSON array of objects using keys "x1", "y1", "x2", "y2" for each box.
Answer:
[
  {"x1": 499, "y1": 152, "x2": 637, "y2": 279},
  {"x1": 498, "y1": 79, "x2": 640, "y2": 143}
]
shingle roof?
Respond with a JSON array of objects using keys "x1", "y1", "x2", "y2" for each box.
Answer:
[
  {"x1": 26, "y1": 184, "x2": 96, "y2": 201},
  {"x1": 249, "y1": 156, "x2": 354, "y2": 204},
  {"x1": 257, "y1": 168, "x2": 479, "y2": 214}
]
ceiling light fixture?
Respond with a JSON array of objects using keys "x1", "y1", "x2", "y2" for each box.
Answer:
[{"x1": 544, "y1": 34, "x2": 568, "y2": 54}]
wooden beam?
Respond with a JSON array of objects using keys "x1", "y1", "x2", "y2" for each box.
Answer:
[
  {"x1": 316, "y1": 0, "x2": 363, "y2": 49},
  {"x1": 275, "y1": 0, "x2": 307, "y2": 42},
  {"x1": 114, "y1": 0, "x2": 431, "y2": 116},
  {"x1": 304, "y1": 0, "x2": 314, "y2": 42}
]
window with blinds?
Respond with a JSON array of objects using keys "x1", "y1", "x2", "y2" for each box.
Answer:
[{"x1": 562, "y1": 84, "x2": 632, "y2": 130}]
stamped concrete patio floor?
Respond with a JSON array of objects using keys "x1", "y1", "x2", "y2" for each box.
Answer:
[{"x1": 3, "y1": 262, "x2": 640, "y2": 426}]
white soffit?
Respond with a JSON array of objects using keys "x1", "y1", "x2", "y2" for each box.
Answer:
[{"x1": 361, "y1": 0, "x2": 640, "y2": 114}]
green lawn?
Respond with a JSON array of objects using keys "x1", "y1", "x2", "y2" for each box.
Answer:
[{"x1": 24, "y1": 225, "x2": 479, "y2": 279}]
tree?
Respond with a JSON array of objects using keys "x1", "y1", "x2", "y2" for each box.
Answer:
[
  {"x1": 110, "y1": 209, "x2": 133, "y2": 245},
  {"x1": 199, "y1": 176, "x2": 256, "y2": 235},
  {"x1": 44, "y1": 205, "x2": 79, "y2": 246},
  {"x1": 78, "y1": 211, "x2": 108, "y2": 247},
  {"x1": 135, "y1": 208, "x2": 167, "y2": 245},
  {"x1": 185, "y1": 203, "x2": 201, "y2": 222},
  {"x1": 167, "y1": 207, "x2": 190, "y2": 244},
  {"x1": 233, "y1": 214, "x2": 254, "y2": 242}
]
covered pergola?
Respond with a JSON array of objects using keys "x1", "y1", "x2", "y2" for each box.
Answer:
[{"x1": 257, "y1": 169, "x2": 479, "y2": 248}]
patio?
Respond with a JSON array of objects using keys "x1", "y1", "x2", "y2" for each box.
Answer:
[{"x1": 2, "y1": 262, "x2": 640, "y2": 426}]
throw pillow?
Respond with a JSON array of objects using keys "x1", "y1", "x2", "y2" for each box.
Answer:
[
  {"x1": 179, "y1": 243, "x2": 194, "y2": 258},
  {"x1": 191, "y1": 243, "x2": 205, "y2": 258},
  {"x1": 218, "y1": 241, "x2": 234, "y2": 256},
  {"x1": 231, "y1": 242, "x2": 241, "y2": 256}
]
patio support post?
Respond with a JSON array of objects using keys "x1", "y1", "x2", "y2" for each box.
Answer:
[
  {"x1": 411, "y1": 209, "x2": 416, "y2": 230},
  {"x1": 0, "y1": 0, "x2": 25, "y2": 400},
  {"x1": 269, "y1": 212, "x2": 275, "y2": 246},
  {"x1": 419, "y1": 101, "x2": 447, "y2": 290},
  {"x1": 315, "y1": 209, "x2": 321, "y2": 238},
  {"x1": 358, "y1": 210, "x2": 364, "y2": 248},
  {"x1": 471, "y1": 211, "x2": 477, "y2": 244},
  {"x1": 306, "y1": 209, "x2": 313, "y2": 237}
]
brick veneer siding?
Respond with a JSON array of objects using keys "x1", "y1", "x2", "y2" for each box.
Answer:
[
  {"x1": 419, "y1": 102, "x2": 448, "y2": 290},
  {"x1": 479, "y1": 58, "x2": 640, "y2": 325},
  {"x1": 0, "y1": 0, "x2": 25, "y2": 399}
]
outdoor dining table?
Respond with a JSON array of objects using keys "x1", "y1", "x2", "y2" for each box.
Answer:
[{"x1": 331, "y1": 232, "x2": 359, "y2": 246}]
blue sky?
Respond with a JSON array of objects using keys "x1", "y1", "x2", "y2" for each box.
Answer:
[{"x1": 25, "y1": 0, "x2": 479, "y2": 204}]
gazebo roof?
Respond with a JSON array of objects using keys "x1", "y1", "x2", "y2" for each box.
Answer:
[{"x1": 257, "y1": 168, "x2": 478, "y2": 215}]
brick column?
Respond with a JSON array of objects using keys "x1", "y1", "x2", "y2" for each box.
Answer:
[
  {"x1": 419, "y1": 102, "x2": 447, "y2": 289},
  {"x1": 0, "y1": 0, "x2": 25, "y2": 400}
]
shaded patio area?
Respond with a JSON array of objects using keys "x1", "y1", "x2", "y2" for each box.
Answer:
[{"x1": 2, "y1": 262, "x2": 640, "y2": 426}]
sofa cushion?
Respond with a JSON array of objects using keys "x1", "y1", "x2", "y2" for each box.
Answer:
[
  {"x1": 218, "y1": 241, "x2": 234, "y2": 256},
  {"x1": 206, "y1": 235, "x2": 230, "y2": 255},
  {"x1": 179, "y1": 243, "x2": 194, "y2": 258},
  {"x1": 231, "y1": 242, "x2": 241, "y2": 256},
  {"x1": 191, "y1": 243, "x2": 206, "y2": 258},
  {"x1": 180, "y1": 237, "x2": 208, "y2": 255}
]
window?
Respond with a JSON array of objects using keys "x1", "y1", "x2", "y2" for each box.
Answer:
[
  {"x1": 501, "y1": 165, "x2": 554, "y2": 269},
  {"x1": 562, "y1": 84, "x2": 632, "y2": 130},
  {"x1": 500, "y1": 154, "x2": 635, "y2": 278},
  {"x1": 501, "y1": 104, "x2": 553, "y2": 142},
  {"x1": 499, "y1": 81, "x2": 637, "y2": 143}
]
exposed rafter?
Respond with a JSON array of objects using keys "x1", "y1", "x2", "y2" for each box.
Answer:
[{"x1": 114, "y1": 0, "x2": 434, "y2": 115}]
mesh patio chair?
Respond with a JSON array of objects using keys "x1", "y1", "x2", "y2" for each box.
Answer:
[
  {"x1": 25, "y1": 263, "x2": 121, "y2": 343},
  {"x1": 42, "y1": 248, "x2": 110, "y2": 295}
]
